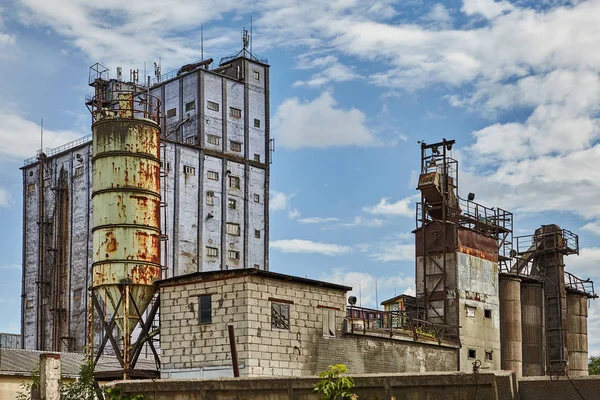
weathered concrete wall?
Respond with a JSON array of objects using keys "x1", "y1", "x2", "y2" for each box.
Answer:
[
  {"x1": 315, "y1": 334, "x2": 458, "y2": 374},
  {"x1": 109, "y1": 371, "x2": 517, "y2": 400},
  {"x1": 519, "y1": 375, "x2": 600, "y2": 400},
  {"x1": 159, "y1": 272, "x2": 347, "y2": 377}
]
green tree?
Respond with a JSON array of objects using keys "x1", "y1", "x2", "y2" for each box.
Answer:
[
  {"x1": 313, "y1": 364, "x2": 357, "y2": 400},
  {"x1": 60, "y1": 360, "x2": 103, "y2": 400},
  {"x1": 589, "y1": 355, "x2": 600, "y2": 375}
]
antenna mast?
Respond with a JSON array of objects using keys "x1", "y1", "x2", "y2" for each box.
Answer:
[{"x1": 201, "y1": 25, "x2": 204, "y2": 60}]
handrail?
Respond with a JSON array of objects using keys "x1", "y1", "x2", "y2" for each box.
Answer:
[{"x1": 24, "y1": 135, "x2": 93, "y2": 166}]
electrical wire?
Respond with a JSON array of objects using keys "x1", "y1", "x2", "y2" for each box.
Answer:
[
  {"x1": 472, "y1": 359, "x2": 481, "y2": 400},
  {"x1": 565, "y1": 370, "x2": 587, "y2": 400}
]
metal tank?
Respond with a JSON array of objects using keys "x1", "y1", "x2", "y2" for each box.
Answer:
[
  {"x1": 566, "y1": 292, "x2": 589, "y2": 376},
  {"x1": 499, "y1": 274, "x2": 522, "y2": 377},
  {"x1": 89, "y1": 88, "x2": 162, "y2": 378},
  {"x1": 521, "y1": 281, "x2": 545, "y2": 376}
]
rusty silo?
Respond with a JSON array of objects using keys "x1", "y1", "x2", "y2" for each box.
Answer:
[
  {"x1": 87, "y1": 65, "x2": 163, "y2": 379},
  {"x1": 566, "y1": 292, "x2": 588, "y2": 376},
  {"x1": 521, "y1": 281, "x2": 545, "y2": 376},
  {"x1": 499, "y1": 274, "x2": 522, "y2": 377}
]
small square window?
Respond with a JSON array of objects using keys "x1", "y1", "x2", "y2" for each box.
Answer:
[
  {"x1": 185, "y1": 136, "x2": 196, "y2": 145},
  {"x1": 74, "y1": 166, "x2": 84, "y2": 177},
  {"x1": 208, "y1": 171, "x2": 219, "y2": 181},
  {"x1": 206, "y1": 246, "x2": 218, "y2": 257},
  {"x1": 253, "y1": 194, "x2": 260, "y2": 203},
  {"x1": 185, "y1": 101, "x2": 196, "y2": 111},
  {"x1": 254, "y1": 118, "x2": 260, "y2": 128},
  {"x1": 207, "y1": 135, "x2": 220, "y2": 145},
  {"x1": 227, "y1": 250, "x2": 240, "y2": 260},
  {"x1": 484, "y1": 309, "x2": 492, "y2": 319},
  {"x1": 226, "y1": 223, "x2": 241, "y2": 236},
  {"x1": 229, "y1": 107, "x2": 242, "y2": 119},
  {"x1": 207, "y1": 101, "x2": 219, "y2": 111},
  {"x1": 228, "y1": 198, "x2": 237, "y2": 209},
  {"x1": 466, "y1": 305, "x2": 476, "y2": 319},
  {"x1": 167, "y1": 108, "x2": 177, "y2": 118},
  {"x1": 485, "y1": 350, "x2": 493, "y2": 362},
  {"x1": 184, "y1": 165, "x2": 195, "y2": 175},
  {"x1": 27, "y1": 183, "x2": 36, "y2": 193},
  {"x1": 165, "y1": 162, "x2": 171, "y2": 172},
  {"x1": 254, "y1": 154, "x2": 260, "y2": 162},
  {"x1": 230, "y1": 141, "x2": 242, "y2": 152},
  {"x1": 206, "y1": 191, "x2": 214, "y2": 206},
  {"x1": 468, "y1": 349, "x2": 476, "y2": 359},
  {"x1": 199, "y1": 295, "x2": 212, "y2": 323},
  {"x1": 26, "y1": 299, "x2": 34, "y2": 309},
  {"x1": 253, "y1": 71, "x2": 260, "y2": 80},
  {"x1": 271, "y1": 303, "x2": 290, "y2": 330},
  {"x1": 255, "y1": 229, "x2": 261, "y2": 238},
  {"x1": 229, "y1": 175, "x2": 240, "y2": 189}
]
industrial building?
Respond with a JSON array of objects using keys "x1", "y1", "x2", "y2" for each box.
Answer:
[{"x1": 20, "y1": 41, "x2": 271, "y2": 355}]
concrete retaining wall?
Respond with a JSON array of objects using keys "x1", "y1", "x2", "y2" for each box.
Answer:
[{"x1": 519, "y1": 375, "x2": 600, "y2": 400}]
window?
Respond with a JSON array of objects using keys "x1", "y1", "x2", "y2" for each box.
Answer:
[
  {"x1": 253, "y1": 71, "x2": 260, "y2": 80},
  {"x1": 208, "y1": 171, "x2": 219, "y2": 181},
  {"x1": 485, "y1": 350, "x2": 493, "y2": 362},
  {"x1": 27, "y1": 183, "x2": 36, "y2": 193},
  {"x1": 206, "y1": 246, "x2": 218, "y2": 257},
  {"x1": 254, "y1": 154, "x2": 260, "y2": 162},
  {"x1": 74, "y1": 166, "x2": 84, "y2": 177},
  {"x1": 26, "y1": 299, "x2": 34, "y2": 309},
  {"x1": 322, "y1": 309, "x2": 336, "y2": 337},
  {"x1": 466, "y1": 305, "x2": 476, "y2": 319},
  {"x1": 207, "y1": 101, "x2": 219, "y2": 111},
  {"x1": 255, "y1": 229, "x2": 261, "y2": 239},
  {"x1": 165, "y1": 162, "x2": 171, "y2": 172},
  {"x1": 227, "y1": 250, "x2": 240, "y2": 260},
  {"x1": 230, "y1": 141, "x2": 242, "y2": 152},
  {"x1": 254, "y1": 118, "x2": 260, "y2": 128},
  {"x1": 228, "y1": 175, "x2": 240, "y2": 189},
  {"x1": 226, "y1": 223, "x2": 241, "y2": 236},
  {"x1": 254, "y1": 264, "x2": 260, "y2": 268},
  {"x1": 229, "y1": 107, "x2": 242, "y2": 119},
  {"x1": 167, "y1": 108, "x2": 177, "y2": 118},
  {"x1": 184, "y1": 165, "x2": 195, "y2": 175},
  {"x1": 468, "y1": 349, "x2": 477, "y2": 359},
  {"x1": 228, "y1": 198, "x2": 237, "y2": 209},
  {"x1": 206, "y1": 191, "x2": 214, "y2": 206},
  {"x1": 185, "y1": 101, "x2": 196, "y2": 111},
  {"x1": 73, "y1": 289, "x2": 83, "y2": 308},
  {"x1": 484, "y1": 309, "x2": 492, "y2": 319},
  {"x1": 271, "y1": 303, "x2": 290, "y2": 330},
  {"x1": 253, "y1": 194, "x2": 260, "y2": 203},
  {"x1": 207, "y1": 135, "x2": 220, "y2": 145},
  {"x1": 199, "y1": 295, "x2": 212, "y2": 323},
  {"x1": 185, "y1": 136, "x2": 196, "y2": 145}
]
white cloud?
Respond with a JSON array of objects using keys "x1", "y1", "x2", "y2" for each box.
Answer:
[
  {"x1": 270, "y1": 239, "x2": 351, "y2": 256},
  {"x1": 363, "y1": 196, "x2": 417, "y2": 218},
  {"x1": 288, "y1": 208, "x2": 301, "y2": 219},
  {"x1": 0, "y1": 113, "x2": 83, "y2": 161},
  {"x1": 339, "y1": 216, "x2": 384, "y2": 228},
  {"x1": 321, "y1": 268, "x2": 415, "y2": 309},
  {"x1": 273, "y1": 91, "x2": 379, "y2": 149},
  {"x1": 270, "y1": 190, "x2": 296, "y2": 212},
  {"x1": 420, "y1": 4, "x2": 453, "y2": 30},
  {"x1": 461, "y1": 0, "x2": 514, "y2": 19},
  {"x1": 567, "y1": 247, "x2": 600, "y2": 279},
  {"x1": 293, "y1": 56, "x2": 362, "y2": 87},
  {"x1": 298, "y1": 216, "x2": 340, "y2": 224},
  {"x1": 582, "y1": 221, "x2": 600, "y2": 237},
  {"x1": 0, "y1": 187, "x2": 12, "y2": 209},
  {"x1": 361, "y1": 232, "x2": 414, "y2": 263}
]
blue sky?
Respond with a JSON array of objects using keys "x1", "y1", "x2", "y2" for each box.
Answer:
[{"x1": 1, "y1": 0, "x2": 600, "y2": 355}]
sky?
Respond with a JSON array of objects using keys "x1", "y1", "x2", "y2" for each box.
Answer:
[{"x1": 1, "y1": 0, "x2": 600, "y2": 355}]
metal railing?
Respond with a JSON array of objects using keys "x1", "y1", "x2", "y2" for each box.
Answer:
[
  {"x1": 24, "y1": 134, "x2": 93, "y2": 166},
  {"x1": 515, "y1": 229, "x2": 578, "y2": 256},
  {"x1": 564, "y1": 271, "x2": 596, "y2": 297},
  {"x1": 86, "y1": 90, "x2": 162, "y2": 124},
  {"x1": 346, "y1": 306, "x2": 459, "y2": 344},
  {"x1": 219, "y1": 48, "x2": 268, "y2": 66}
]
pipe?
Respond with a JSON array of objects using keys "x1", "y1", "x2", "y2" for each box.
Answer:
[{"x1": 228, "y1": 325, "x2": 240, "y2": 377}]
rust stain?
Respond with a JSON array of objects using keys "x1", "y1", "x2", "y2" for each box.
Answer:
[{"x1": 105, "y1": 231, "x2": 118, "y2": 253}]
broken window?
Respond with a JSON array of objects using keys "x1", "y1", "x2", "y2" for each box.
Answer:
[
  {"x1": 207, "y1": 101, "x2": 219, "y2": 111},
  {"x1": 254, "y1": 118, "x2": 260, "y2": 128},
  {"x1": 227, "y1": 250, "x2": 240, "y2": 260},
  {"x1": 468, "y1": 349, "x2": 476, "y2": 359},
  {"x1": 206, "y1": 191, "x2": 214, "y2": 206},
  {"x1": 208, "y1": 170, "x2": 219, "y2": 181},
  {"x1": 228, "y1": 175, "x2": 240, "y2": 189},
  {"x1": 253, "y1": 193, "x2": 260, "y2": 203},
  {"x1": 322, "y1": 309, "x2": 336, "y2": 337},
  {"x1": 199, "y1": 295, "x2": 212, "y2": 323},
  {"x1": 485, "y1": 309, "x2": 492, "y2": 319},
  {"x1": 185, "y1": 136, "x2": 196, "y2": 145},
  {"x1": 271, "y1": 302, "x2": 290, "y2": 330},
  {"x1": 167, "y1": 108, "x2": 177, "y2": 118},
  {"x1": 254, "y1": 154, "x2": 260, "y2": 162},
  {"x1": 230, "y1": 141, "x2": 242, "y2": 152},
  {"x1": 229, "y1": 107, "x2": 242, "y2": 119},
  {"x1": 185, "y1": 101, "x2": 196, "y2": 111},
  {"x1": 184, "y1": 165, "x2": 195, "y2": 175},
  {"x1": 485, "y1": 350, "x2": 493, "y2": 362},
  {"x1": 255, "y1": 229, "x2": 261, "y2": 239},
  {"x1": 74, "y1": 166, "x2": 84, "y2": 177},
  {"x1": 466, "y1": 305, "x2": 476, "y2": 319},
  {"x1": 207, "y1": 135, "x2": 220, "y2": 145},
  {"x1": 228, "y1": 198, "x2": 236, "y2": 209},
  {"x1": 27, "y1": 183, "x2": 36, "y2": 193}
]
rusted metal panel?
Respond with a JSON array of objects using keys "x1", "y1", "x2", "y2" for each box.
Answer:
[
  {"x1": 566, "y1": 293, "x2": 589, "y2": 376},
  {"x1": 457, "y1": 229, "x2": 498, "y2": 262},
  {"x1": 499, "y1": 274, "x2": 522, "y2": 377},
  {"x1": 93, "y1": 192, "x2": 161, "y2": 229},
  {"x1": 521, "y1": 282, "x2": 545, "y2": 376},
  {"x1": 93, "y1": 227, "x2": 161, "y2": 265}
]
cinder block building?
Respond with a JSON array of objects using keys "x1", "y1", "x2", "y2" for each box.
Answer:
[{"x1": 20, "y1": 47, "x2": 271, "y2": 353}]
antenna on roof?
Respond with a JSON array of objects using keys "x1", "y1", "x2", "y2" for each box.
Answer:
[
  {"x1": 242, "y1": 27, "x2": 249, "y2": 50},
  {"x1": 40, "y1": 118, "x2": 43, "y2": 152},
  {"x1": 201, "y1": 25, "x2": 204, "y2": 61},
  {"x1": 250, "y1": 17, "x2": 253, "y2": 54}
]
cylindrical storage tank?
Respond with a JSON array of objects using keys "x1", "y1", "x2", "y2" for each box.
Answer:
[
  {"x1": 91, "y1": 115, "x2": 162, "y2": 339},
  {"x1": 499, "y1": 274, "x2": 522, "y2": 377},
  {"x1": 521, "y1": 282, "x2": 545, "y2": 376},
  {"x1": 566, "y1": 292, "x2": 588, "y2": 376}
]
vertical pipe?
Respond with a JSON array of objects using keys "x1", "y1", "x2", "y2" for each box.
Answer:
[
  {"x1": 228, "y1": 325, "x2": 240, "y2": 377},
  {"x1": 123, "y1": 286, "x2": 130, "y2": 380}
]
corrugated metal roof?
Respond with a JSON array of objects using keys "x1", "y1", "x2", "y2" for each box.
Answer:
[{"x1": 0, "y1": 349, "x2": 156, "y2": 378}]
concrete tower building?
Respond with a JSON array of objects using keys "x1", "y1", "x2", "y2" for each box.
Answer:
[{"x1": 20, "y1": 45, "x2": 271, "y2": 352}]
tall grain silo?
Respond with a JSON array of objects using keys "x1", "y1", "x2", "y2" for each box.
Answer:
[{"x1": 87, "y1": 67, "x2": 163, "y2": 379}]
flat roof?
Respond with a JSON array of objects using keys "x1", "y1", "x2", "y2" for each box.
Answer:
[{"x1": 157, "y1": 268, "x2": 352, "y2": 292}]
